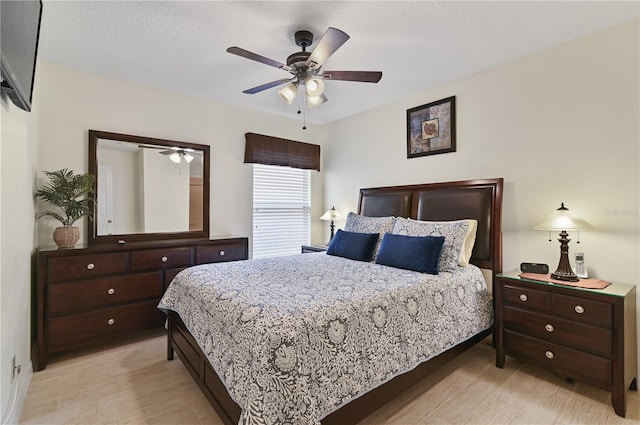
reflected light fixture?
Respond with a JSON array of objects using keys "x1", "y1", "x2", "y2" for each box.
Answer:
[
  {"x1": 169, "y1": 152, "x2": 181, "y2": 164},
  {"x1": 534, "y1": 202, "x2": 593, "y2": 282},
  {"x1": 320, "y1": 206, "x2": 344, "y2": 242}
]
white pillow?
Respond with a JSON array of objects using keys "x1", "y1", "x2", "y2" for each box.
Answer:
[
  {"x1": 343, "y1": 212, "x2": 395, "y2": 259},
  {"x1": 392, "y1": 217, "x2": 472, "y2": 271}
]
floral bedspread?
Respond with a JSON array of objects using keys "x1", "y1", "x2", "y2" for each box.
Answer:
[{"x1": 158, "y1": 253, "x2": 493, "y2": 425}]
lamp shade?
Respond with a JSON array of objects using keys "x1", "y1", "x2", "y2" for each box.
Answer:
[
  {"x1": 169, "y1": 152, "x2": 181, "y2": 164},
  {"x1": 306, "y1": 77, "x2": 325, "y2": 97},
  {"x1": 534, "y1": 203, "x2": 593, "y2": 230},
  {"x1": 320, "y1": 206, "x2": 343, "y2": 221},
  {"x1": 277, "y1": 83, "x2": 298, "y2": 104},
  {"x1": 306, "y1": 93, "x2": 327, "y2": 109}
]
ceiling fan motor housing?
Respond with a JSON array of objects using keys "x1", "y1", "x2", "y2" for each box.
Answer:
[{"x1": 294, "y1": 30, "x2": 313, "y2": 49}]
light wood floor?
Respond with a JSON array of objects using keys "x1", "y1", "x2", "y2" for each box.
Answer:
[{"x1": 20, "y1": 333, "x2": 640, "y2": 425}]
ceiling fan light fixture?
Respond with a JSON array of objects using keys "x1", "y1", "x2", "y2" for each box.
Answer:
[
  {"x1": 306, "y1": 77, "x2": 324, "y2": 97},
  {"x1": 184, "y1": 153, "x2": 194, "y2": 163},
  {"x1": 169, "y1": 152, "x2": 181, "y2": 164},
  {"x1": 278, "y1": 82, "x2": 298, "y2": 104},
  {"x1": 306, "y1": 93, "x2": 327, "y2": 108}
]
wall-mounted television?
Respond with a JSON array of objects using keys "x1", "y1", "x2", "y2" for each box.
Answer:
[{"x1": 1, "y1": 0, "x2": 43, "y2": 112}]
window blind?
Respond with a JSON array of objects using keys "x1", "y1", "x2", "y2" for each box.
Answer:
[
  {"x1": 252, "y1": 164, "x2": 311, "y2": 259},
  {"x1": 244, "y1": 132, "x2": 320, "y2": 171}
]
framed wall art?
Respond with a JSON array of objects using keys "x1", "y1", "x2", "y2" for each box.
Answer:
[{"x1": 406, "y1": 96, "x2": 456, "y2": 158}]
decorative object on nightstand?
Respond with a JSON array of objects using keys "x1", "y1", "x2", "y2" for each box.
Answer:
[
  {"x1": 534, "y1": 202, "x2": 593, "y2": 282},
  {"x1": 35, "y1": 169, "x2": 95, "y2": 249},
  {"x1": 320, "y1": 206, "x2": 343, "y2": 242}
]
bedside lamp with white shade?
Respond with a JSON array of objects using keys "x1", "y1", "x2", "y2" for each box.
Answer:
[
  {"x1": 534, "y1": 202, "x2": 593, "y2": 282},
  {"x1": 320, "y1": 206, "x2": 343, "y2": 243}
]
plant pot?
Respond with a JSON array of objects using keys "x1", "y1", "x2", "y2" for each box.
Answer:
[{"x1": 53, "y1": 227, "x2": 80, "y2": 249}]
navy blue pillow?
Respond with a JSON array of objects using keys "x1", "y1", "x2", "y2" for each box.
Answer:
[
  {"x1": 326, "y1": 229, "x2": 379, "y2": 262},
  {"x1": 375, "y1": 233, "x2": 445, "y2": 274}
]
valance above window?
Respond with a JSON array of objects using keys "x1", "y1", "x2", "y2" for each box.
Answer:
[{"x1": 244, "y1": 132, "x2": 320, "y2": 171}]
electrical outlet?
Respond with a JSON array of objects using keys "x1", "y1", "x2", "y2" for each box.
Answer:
[{"x1": 11, "y1": 355, "x2": 21, "y2": 383}]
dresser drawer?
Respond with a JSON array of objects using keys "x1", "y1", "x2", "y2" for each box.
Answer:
[
  {"x1": 502, "y1": 284, "x2": 550, "y2": 312},
  {"x1": 553, "y1": 294, "x2": 612, "y2": 327},
  {"x1": 47, "y1": 300, "x2": 164, "y2": 351},
  {"x1": 504, "y1": 330, "x2": 612, "y2": 387},
  {"x1": 131, "y1": 247, "x2": 193, "y2": 271},
  {"x1": 48, "y1": 252, "x2": 128, "y2": 283},
  {"x1": 503, "y1": 306, "x2": 612, "y2": 356},
  {"x1": 195, "y1": 242, "x2": 246, "y2": 264},
  {"x1": 48, "y1": 271, "x2": 163, "y2": 315}
]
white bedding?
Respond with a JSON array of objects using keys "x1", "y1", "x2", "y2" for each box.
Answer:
[{"x1": 158, "y1": 252, "x2": 493, "y2": 425}]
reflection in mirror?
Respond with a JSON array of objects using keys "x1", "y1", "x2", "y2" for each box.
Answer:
[{"x1": 88, "y1": 130, "x2": 210, "y2": 245}]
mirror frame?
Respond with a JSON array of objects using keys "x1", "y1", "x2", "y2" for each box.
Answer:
[{"x1": 88, "y1": 130, "x2": 210, "y2": 245}]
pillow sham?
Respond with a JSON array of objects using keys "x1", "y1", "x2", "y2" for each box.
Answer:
[
  {"x1": 375, "y1": 233, "x2": 445, "y2": 275},
  {"x1": 391, "y1": 217, "x2": 469, "y2": 272},
  {"x1": 401, "y1": 218, "x2": 478, "y2": 266},
  {"x1": 343, "y1": 212, "x2": 395, "y2": 259},
  {"x1": 326, "y1": 229, "x2": 379, "y2": 262}
]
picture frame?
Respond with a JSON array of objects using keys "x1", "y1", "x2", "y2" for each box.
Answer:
[{"x1": 406, "y1": 96, "x2": 456, "y2": 158}]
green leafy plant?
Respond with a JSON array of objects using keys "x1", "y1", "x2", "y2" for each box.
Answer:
[{"x1": 35, "y1": 169, "x2": 95, "y2": 227}]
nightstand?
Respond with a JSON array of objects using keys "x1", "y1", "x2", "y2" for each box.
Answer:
[
  {"x1": 301, "y1": 244, "x2": 328, "y2": 254},
  {"x1": 495, "y1": 270, "x2": 637, "y2": 417}
]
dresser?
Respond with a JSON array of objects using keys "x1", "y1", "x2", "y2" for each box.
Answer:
[
  {"x1": 495, "y1": 270, "x2": 637, "y2": 417},
  {"x1": 35, "y1": 237, "x2": 248, "y2": 370}
]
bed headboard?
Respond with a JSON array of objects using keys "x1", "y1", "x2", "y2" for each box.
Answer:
[{"x1": 357, "y1": 178, "x2": 503, "y2": 275}]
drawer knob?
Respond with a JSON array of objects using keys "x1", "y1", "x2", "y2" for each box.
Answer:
[
  {"x1": 545, "y1": 350, "x2": 554, "y2": 359},
  {"x1": 219, "y1": 250, "x2": 225, "y2": 256},
  {"x1": 161, "y1": 256, "x2": 168, "y2": 263},
  {"x1": 519, "y1": 294, "x2": 528, "y2": 302},
  {"x1": 107, "y1": 318, "x2": 115, "y2": 325},
  {"x1": 545, "y1": 324, "x2": 554, "y2": 332},
  {"x1": 107, "y1": 288, "x2": 115, "y2": 295},
  {"x1": 574, "y1": 305, "x2": 585, "y2": 314},
  {"x1": 86, "y1": 263, "x2": 95, "y2": 270}
]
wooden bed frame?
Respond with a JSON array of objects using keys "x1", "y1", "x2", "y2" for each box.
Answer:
[{"x1": 166, "y1": 177, "x2": 503, "y2": 425}]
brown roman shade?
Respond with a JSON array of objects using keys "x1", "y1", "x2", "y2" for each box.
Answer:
[{"x1": 244, "y1": 132, "x2": 320, "y2": 171}]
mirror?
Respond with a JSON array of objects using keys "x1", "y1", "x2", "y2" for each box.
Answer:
[{"x1": 88, "y1": 130, "x2": 210, "y2": 245}]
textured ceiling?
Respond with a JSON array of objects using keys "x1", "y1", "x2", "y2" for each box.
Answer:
[{"x1": 38, "y1": 1, "x2": 639, "y2": 125}]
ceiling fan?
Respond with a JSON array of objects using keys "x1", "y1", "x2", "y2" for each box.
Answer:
[
  {"x1": 138, "y1": 145, "x2": 201, "y2": 164},
  {"x1": 227, "y1": 27, "x2": 382, "y2": 109}
]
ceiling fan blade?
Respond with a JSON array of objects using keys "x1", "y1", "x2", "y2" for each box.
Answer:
[
  {"x1": 227, "y1": 46, "x2": 291, "y2": 72},
  {"x1": 243, "y1": 78, "x2": 294, "y2": 94},
  {"x1": 321, "y1": 71, "x2": 382, "y2": 83},
  {"x1": 306, "y1": 27, "x2": 349, "y2": 68}
]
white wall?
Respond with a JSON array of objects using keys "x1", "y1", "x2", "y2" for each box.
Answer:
[
  {"x1": 36, "y1": 61, "x2": 325, "y2": 252},
  {"x1": 0, "y1": 90, "x2": 39, "y2": 421},
  {"x1": 324, "y1": 19, "x2": 640, "y2": 367},
  {"x1": 141, "y1": 149, "x2": 190, "y2": 233}
]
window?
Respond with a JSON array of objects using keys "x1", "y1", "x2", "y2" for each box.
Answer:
[{"x1": 252, "y1": 164, "x2": 310, "y2": 258}]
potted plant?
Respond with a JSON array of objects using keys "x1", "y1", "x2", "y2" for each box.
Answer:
[{"x1": 35, "y1": 169, "x2": 95, "y2": 248}]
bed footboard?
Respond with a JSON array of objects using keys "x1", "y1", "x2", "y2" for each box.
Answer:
[{"x1": 167, "y1": 310, "x2": 492, "y2": 425}]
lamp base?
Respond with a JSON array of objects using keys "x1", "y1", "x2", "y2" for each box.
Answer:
[{"x1": 551, "y1": 271, "x2": 579, "y2": 282}]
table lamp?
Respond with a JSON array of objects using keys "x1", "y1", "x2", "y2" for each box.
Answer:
[
  {"x1": 320, "y1": 206, "x2": 343, "y2": 242},
  {"x1": 534, "y1": 202, "x2": 593, "y2": 282}
]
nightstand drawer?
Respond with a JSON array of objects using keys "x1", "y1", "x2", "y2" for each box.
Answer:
[
  {"x1": 48, "y1": 252, "x2": 128, "y2": 283},
  {"x1": 553, "y1": 294, "x2": 612, "y2": 327},
  {"x1": 503, "y1": 306, "x2": 612, "y2": 356},
  {"x1": 48, "y1": 272, "x2": 163, "y2": 315},
  {"x1": 504, "y1": 330, "x2": 612, "y2": 387},
  {"x1": 503, "y1": 284, "x2": 550, "y2": 312}
]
